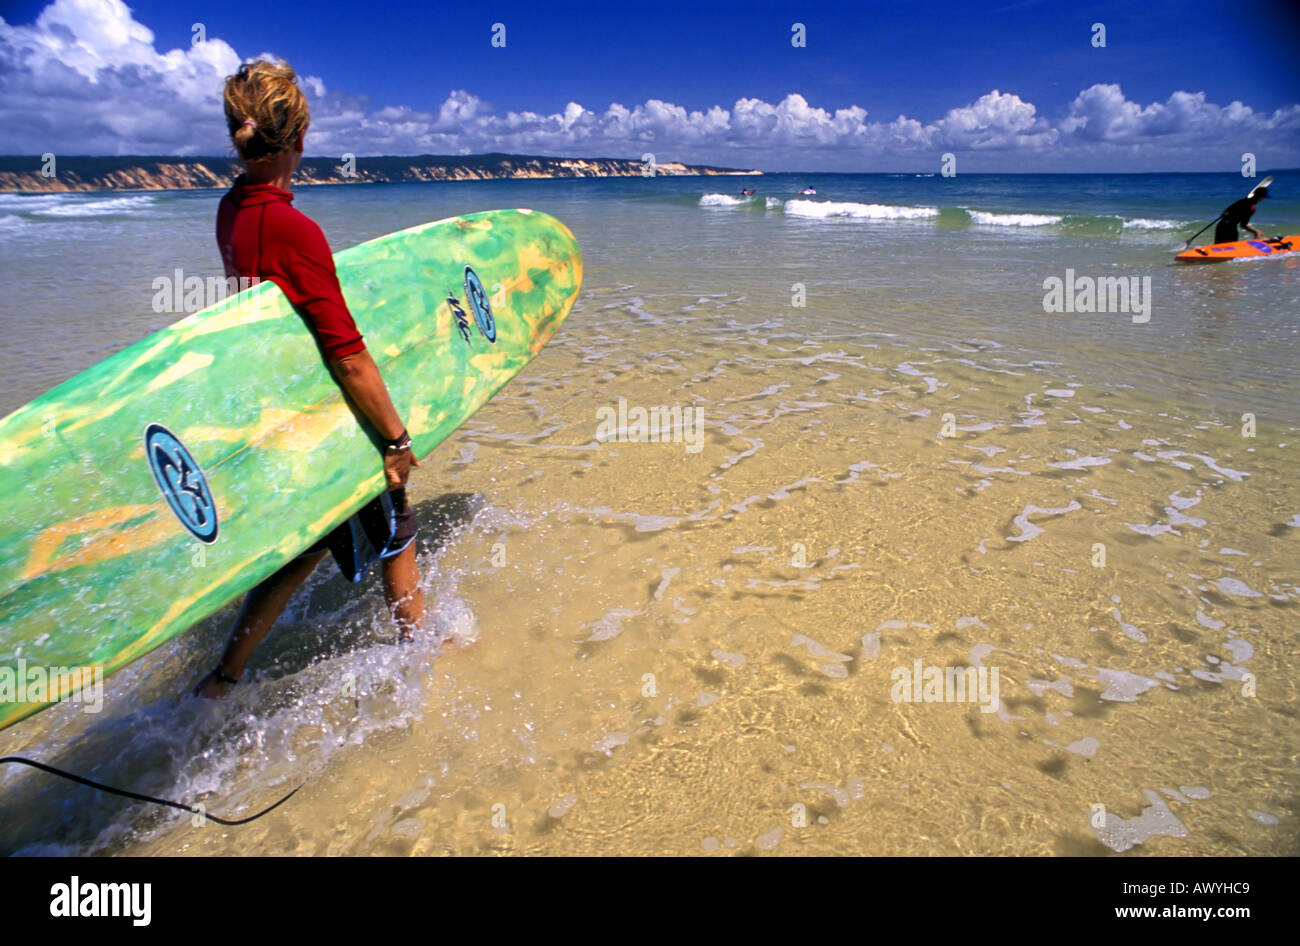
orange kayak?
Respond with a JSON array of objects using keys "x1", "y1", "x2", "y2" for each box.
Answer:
[{"x1": 1176, "y1": 234, "x2": 1300, "y2": 263}]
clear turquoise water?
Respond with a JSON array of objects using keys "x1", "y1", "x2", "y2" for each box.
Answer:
[
  {"x1": 3, "y1": 172, "x2": 1298, "y2": 419},
  {"x1": 1, "y1": 172, "x2": 1297, "y2": 856}
]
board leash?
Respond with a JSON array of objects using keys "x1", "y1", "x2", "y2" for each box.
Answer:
[{"x1": 0, "y1": 755, "x2": 301, "y2": 826}]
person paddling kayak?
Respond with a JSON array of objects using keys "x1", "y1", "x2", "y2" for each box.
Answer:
[{"x1": 1214, "y1": 182, "x2": 1269, "y2": 243}]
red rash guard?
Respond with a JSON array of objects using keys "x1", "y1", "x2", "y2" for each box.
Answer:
[{"x1": 215, "y1": 175, "x2": 366, "y2": 361}]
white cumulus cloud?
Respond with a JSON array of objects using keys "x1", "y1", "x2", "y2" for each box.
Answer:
[
  {"x1": 932, "y1": 90, "x2": 1058, "y2": 150},
  {"x1": 1062, "y1": 83, "x2": 1300, "y2": 145},
  {"x1": 1, "y1": 2, "x2": 1297, "y2": 170}
]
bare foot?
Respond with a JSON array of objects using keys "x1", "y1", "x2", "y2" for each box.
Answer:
[{"x1": 193, "y1": 669, "x2": 236, "y2": 700}]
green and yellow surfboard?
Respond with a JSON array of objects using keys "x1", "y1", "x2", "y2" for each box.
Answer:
[{"x1": 0, "y1": 208, "x2": 581, "y2": 731}]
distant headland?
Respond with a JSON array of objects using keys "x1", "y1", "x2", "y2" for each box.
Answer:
[{"x1": 0, "y1": 153, "x2": 762, "y2": 192}]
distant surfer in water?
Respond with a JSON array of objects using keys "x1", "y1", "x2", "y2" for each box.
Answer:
[
  {"x1": 1215, "y1": 182, "x2": 1268, "y2": 243},
  {"x1": 194, "y1": 60, "x2": 425, "y2": 699}
]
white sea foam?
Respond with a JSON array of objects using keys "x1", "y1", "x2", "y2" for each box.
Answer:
[
  {"x1": 1093, "y1": 789, "x2": 1188, "y2": 852},
  {"x1": 1094, "y1": 668, "x2": 1161, "y2": 702},
  {"x1": 31, "y1": 195, "x2": 157, "y2": 217},
  {"x1": 1122, "y1": 217, "x2": 1183, "y2": 230},
  {"x1": 0, "y1": 193, "x2": 65, "y2": 209},
  {"x1": 1156, "y1": 450, "x2": 1248, "y2": 482},
  {"x1": 967, "y1": 210, "x2": 1061, "y2": 227},
  {"x1": 1008, "y1": 501, "x2": 1082, "y2": 542},
  {"x1": 1066, "y1": 737, "x2": 1100, "y2": 756},
  {"x1": 784, "y1": 200, "x2": 939, "y2": 220},
  {"x1": 1215, "y1": 577, "x2": 1263, "y2": 598},
  {"x1": 699, "y1": 193, "x2": 748, "y2": 207},
  {"x1": 1049, "y1": 455, "x2": 1110, "y2": 471},
  {"x1": 583, "y1": 606, "x2": 645, "y2": 642}
]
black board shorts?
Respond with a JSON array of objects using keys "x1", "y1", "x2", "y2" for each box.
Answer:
[
  {"x1": 1214, "y1": 220, "x2": 1239, "y2": 244},
  {"x1": 299, "y1": 488, "x2": 417, "y2": 583}
]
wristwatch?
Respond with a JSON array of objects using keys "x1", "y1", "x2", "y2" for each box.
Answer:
[{"x1": 385, "y1": 429, "x2": 412, "y2": 454}]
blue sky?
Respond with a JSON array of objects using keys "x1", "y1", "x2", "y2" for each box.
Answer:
[{"x1": 2, "y1": 0, "x2": 1298, "y2": 171}]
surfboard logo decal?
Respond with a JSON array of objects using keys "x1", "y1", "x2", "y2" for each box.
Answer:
[
  {"x1": 447, "y1": 293, "x2": 472, "y2": 344},
  {"x1": 464, "y1": 266, "x2": 496, "y2": 343},
  {"x1": 145, "y1": 423, "x2": 219, "y2": 543}
]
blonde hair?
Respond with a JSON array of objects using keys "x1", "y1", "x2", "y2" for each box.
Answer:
[{"x1": 223, "y1": 59, "x2": 310, "y2": 163}]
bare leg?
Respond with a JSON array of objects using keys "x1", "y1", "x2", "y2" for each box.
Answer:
[
  {"x1": 381, "y1": 542, "x2": 424, "y2": 642},
  {"x1": 193, "y1": 550, "x2": 328, "y2": 698}
]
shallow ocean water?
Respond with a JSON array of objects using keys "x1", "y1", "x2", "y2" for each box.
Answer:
[{"x1": 1, "y1": 173, "x2": 1297, "y2": 855}]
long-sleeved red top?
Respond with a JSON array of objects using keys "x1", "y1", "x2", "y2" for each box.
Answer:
[{"x1": 215, "y1": 175, "x2": 366, "y2": 360}]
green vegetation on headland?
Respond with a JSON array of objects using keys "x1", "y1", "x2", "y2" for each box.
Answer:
[{"x1": 0, "y1": 153, "x2": 762, "y2": 192}]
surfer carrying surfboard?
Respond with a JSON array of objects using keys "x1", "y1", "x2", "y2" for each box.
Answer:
[
  {"x1": 1214, "y1": 182, "x2": 1268, "y2": 244},
  {"x1": 194, "y1": 59, "x2": 425, "y2": 698}
]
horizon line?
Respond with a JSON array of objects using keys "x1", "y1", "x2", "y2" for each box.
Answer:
[{"x1": 0, "y1": 154, "x2": 1295, "y2": 177}]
